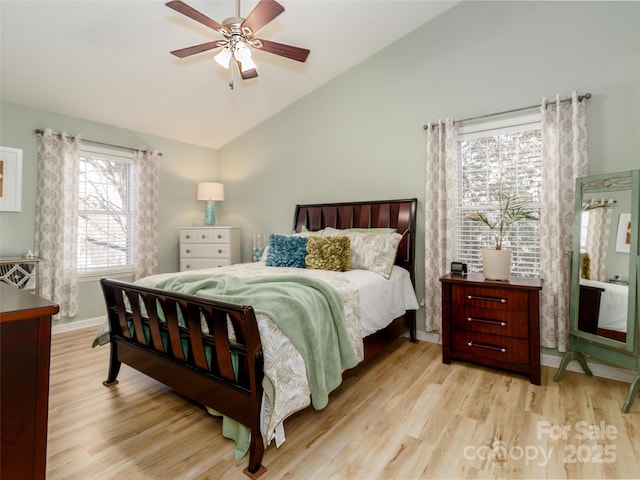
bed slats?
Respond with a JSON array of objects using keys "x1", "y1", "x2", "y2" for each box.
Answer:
[{"x1": 100, "y1": 278, "x2": 266, "y2": 476}]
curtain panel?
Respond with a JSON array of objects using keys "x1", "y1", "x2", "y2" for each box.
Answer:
[
  {"x1": 586, "y1": 206, "x2": 612, "y2": 282},
  {"x1": 539, "y1": 92, "x2": 588, "y2": 351},
  {"x1": 133, "y1": 150, "x2": 160, "y2": 280},
  {"x1": 424, "y1": 119, "x2": 459, "y2": 333},
  {"x1": 35, "y1": 129, "x2": 81, "y2": 317}
]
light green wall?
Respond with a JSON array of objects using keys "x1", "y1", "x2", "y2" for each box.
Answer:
[
  {"x1": 217, "y1": 1, "x2": 640, "y2": 332},
  {"x1": 0, "y1": 102, "x2": 219, "y2": 323}
]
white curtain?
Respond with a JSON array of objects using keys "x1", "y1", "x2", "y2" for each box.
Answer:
[
  {"x1": 586, "y1": 205, "x2": 613, "y2": 281},
  {"x1": 424, "y1": 119, "x2": 459, "y2": 333},
  {"x1": 35, "y1": 128, "x2": 81, "y2": 317},
  {"x1": 133, "y1": 149, "x2": 160, "y2": 280},
  {"x1": 539, "y1": 92, "x2": 589, "y2": 351}
]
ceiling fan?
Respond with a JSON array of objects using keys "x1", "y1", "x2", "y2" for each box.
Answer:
[{"x1": 166, "y1": 0, "x2": 310, "y2": 86}]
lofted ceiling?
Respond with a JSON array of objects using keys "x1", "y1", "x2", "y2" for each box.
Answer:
[{"x1": 0, "y1": 0, "x2": 458, "y2": 149}]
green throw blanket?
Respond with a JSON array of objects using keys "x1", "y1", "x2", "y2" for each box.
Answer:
[{"x1": 153, "y1": 272, "x2": 359, "y2": 410}]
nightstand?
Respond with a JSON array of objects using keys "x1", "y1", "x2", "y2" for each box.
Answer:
[
  {"x1": 178, "y1": 226, "x2": 241, "y2": 271},
  {"x1": 440, "y1": 273, "x2": 543, "y2": 385}
]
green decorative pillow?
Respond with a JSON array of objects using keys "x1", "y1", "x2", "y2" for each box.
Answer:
[
  {"x1": 305, "y1": 236, "x2": 351, "y2": 272},
  {"x1": 265, "y1": 234, "x2": 308, "y2": 268}
]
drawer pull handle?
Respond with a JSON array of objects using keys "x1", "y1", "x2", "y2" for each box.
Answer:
[
  {"x1": 467, "y1": 295, "x2": 507, "y2": 303},
  {"x1": 467, "y1": 317, "x2": 507, "y2": 327},
  {"x1": 217, "y1": 234, "x2": 223, "y2": 239},
  {"x1": 218, "y1": 249, "x2": 223, "y2": 254},
  {"x1": 467, "y1": 341, "x2": 507, "y2": 353},
  {"x1": 185, "y1": 249, "x2": 191, "y2": 254},
  {"x1": 201, "y1": 234, "x2": 207, "y2": 239},
  {"x1": 185, "y1": 235, "x2": 191, "y2": 239},
  {"x1": 186, "y1": 264, "x2": 191, "y2": 269}
]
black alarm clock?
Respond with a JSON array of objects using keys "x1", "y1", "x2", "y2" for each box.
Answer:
[{"x1": 450, "y1": 261, "x2": 468, "y2": 276}]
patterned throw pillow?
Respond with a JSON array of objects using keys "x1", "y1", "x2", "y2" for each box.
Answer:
[
  {"x1": 265, "y1": 234, "x2": 308, "y2": 268},
  {"x1": 305, "y1": 236, "x2": 351, "y2": 272},
  {"x1": 323, "y1": 228, "x2": 402, "y2": 279}
]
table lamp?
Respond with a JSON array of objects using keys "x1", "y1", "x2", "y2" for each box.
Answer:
[{"x1": 197, "y1": 182, "x2": 224, "y2": 225}]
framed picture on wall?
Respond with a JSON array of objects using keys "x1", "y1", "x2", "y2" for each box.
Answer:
[
  {"x1": 615, "y1": 213, "x2": 632, "y2": 253},
  {"x1": 0, "y1": 146, "x2": 23, "y2": 212}
]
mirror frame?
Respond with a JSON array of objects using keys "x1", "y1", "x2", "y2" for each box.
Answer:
[{"x1": 569, "y1": 170, "x2": 639, "y2": 354}]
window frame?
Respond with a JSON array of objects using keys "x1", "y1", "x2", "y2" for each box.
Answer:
[
  {"x1": 77, "y1": 145, "x2": 135, "y2": 279},
  {"x1": 456, "y1": 113, "x2": 542, "y2": 277}
]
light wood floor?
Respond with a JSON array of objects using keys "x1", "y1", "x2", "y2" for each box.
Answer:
[{"x1": 47, "y1": 327, "x2": 639, "y2": 480}]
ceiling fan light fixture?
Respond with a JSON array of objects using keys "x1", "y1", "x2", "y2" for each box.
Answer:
[
  {"x1": 167, "y1": 0, "x2": 310, "y2": 84},
  {"x1": 214, "y1": 47, "x2": 232, "y2": 68},
  {"x1": 234, "y1": 41, "x2": 252, "y2": 63}
]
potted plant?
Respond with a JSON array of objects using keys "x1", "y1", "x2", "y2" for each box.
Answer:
[{"x1": 467, "y1": 192, "x2": 539, "y2": 280}]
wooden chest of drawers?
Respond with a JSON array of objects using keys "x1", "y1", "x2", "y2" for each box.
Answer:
[
  {"x1": 1, "y1": 284, "x2": 59, "y2": 479},
  {"x1": 179, "y1": 226, "x2": 241, "y2": 271},
  {"x1": 440, "y1": 273, "x2": 543, "y2": 385}
]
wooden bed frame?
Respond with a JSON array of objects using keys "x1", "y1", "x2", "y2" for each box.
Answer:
[
  {"x1": 578, "y1": 284, "x2": 626, "y2": 342},
  {"x1": 100, "y1": 198, "x2": 418, "y2": 478}
]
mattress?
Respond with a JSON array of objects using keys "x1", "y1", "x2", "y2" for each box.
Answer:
[{"x1": 580, "y1": 279, "x2": 629, "y2": 333}]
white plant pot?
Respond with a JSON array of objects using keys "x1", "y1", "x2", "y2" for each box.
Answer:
[{"x1": 481, "y1": 248, "x2": 513, "y2": 281}]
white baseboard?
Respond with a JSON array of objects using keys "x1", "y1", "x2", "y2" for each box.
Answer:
[
  {"x1": 52, "y1": 316, "x2": 104, "y2": 335},
  {"x1": 415, "y1": 330, "x2": 636, "y2": 384}
]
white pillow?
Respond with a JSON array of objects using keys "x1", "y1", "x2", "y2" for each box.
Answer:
[{"x1": 322, "y1": 228, "x2": 402, "y2": 279}]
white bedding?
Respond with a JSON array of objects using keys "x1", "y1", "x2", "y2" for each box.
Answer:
[
  {"x1": 343, "y1": 265, "x2": 419, "y2": 336},
  {"x1": 580, "y1": 279, "x2": 629, "y2": 332},
  {"x1": 128, "y1": 261, "x2": 419, "y2": 449}
]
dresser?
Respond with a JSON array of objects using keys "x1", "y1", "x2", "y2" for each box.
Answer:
[
  {"x1": 1, "y1": 283, "x2": 59, "y2": 479},
  {"x1": 440, "y1": 273, "x2": 543, "y2": 385},
  {"x1": 179, "y1": 226, "x2": 241, "y2": 271}
]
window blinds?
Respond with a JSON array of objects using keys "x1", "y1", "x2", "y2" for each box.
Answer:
[{"x1": 456, "y1": 115, "x2": 542, "y2": 277}]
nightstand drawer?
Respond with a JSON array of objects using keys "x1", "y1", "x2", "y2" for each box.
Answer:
[
  {"x1": 181, "y1": 244, "x2": 230, "y2": 258},
  {"x1": 452, "y1": 305, "x2": 529, "y2": 338},
  {"x1": 452, "y1": 285, "x2": 529, "y2": 311},
  {"x1": 452, "y1": 331, "x2": 529, "y2": 365},
  {"x1": 180, "y1": 259, "x2": 232, "y2": 270}
]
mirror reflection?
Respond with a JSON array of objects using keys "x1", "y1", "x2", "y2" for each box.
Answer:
[{"x1": 578, "y1": 188, "x2": 631, "y2": 342}]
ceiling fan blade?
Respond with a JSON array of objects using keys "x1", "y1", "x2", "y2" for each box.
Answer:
[
  {"x1": 166, "y1": 1, "x2": 225, "y2": 32},
  {"x1": 239, "y1": 63, "x2": 259, "y2": 80},
  {"x1": 254, "y1": 39, "x2": 310, "y2": 63},
  {"x1": 241, "y1": 0, "x2": 284, "y2": 35},
  {"x1": 170, "y1": 41, "x2": 221, "y2": 58}
]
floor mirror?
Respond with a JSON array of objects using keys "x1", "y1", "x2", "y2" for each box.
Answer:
[{"x1": 554, "y1": 169, "x2": 639, "y2": 413}]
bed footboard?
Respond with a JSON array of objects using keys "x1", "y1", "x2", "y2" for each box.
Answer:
[{"x1": 100, "y1": 278, "x2": 267, "y2": 478}]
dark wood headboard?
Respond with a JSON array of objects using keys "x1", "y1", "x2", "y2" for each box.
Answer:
[{"x1": 292, "y1": 199, "x2": 418, "y2": 284}]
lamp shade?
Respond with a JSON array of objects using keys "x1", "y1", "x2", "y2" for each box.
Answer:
[
  {"x1": 197, "y1": 182, "x2": 224, "y2": 201},
  {"x1": 214, "y1": 48, "x2": 232, "y2": 69}
]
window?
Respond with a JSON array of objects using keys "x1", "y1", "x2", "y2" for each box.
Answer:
[
  {"x1": 456, "y1": 114, "x2": 542, "y2": 277},
  {"x1": 77, "y1": 146, "x2": 134, "y2": 274}
]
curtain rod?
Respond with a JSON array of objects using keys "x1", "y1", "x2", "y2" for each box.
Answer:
[
  {"x1": 423, "y1": 93, "x2": 591, "y2": 130},
  {"x1": 33, "y1": 129, "x2": 163, "y2": 156}
]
